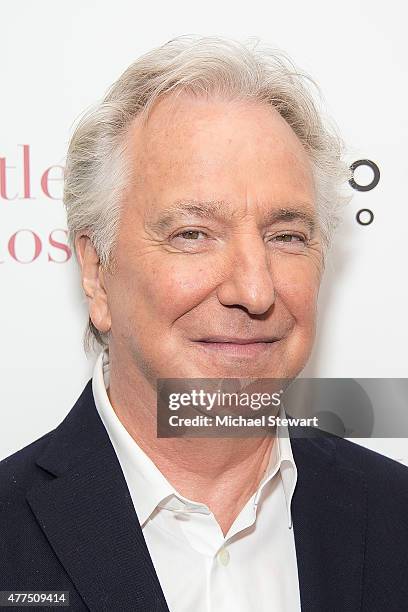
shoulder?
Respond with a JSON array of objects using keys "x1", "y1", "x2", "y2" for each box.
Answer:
[
  {"x1": 293, "y1": 430, "x2": 408, "y2": 502},
  {"x1": 294, "y1": 427, "x2": 408, "y2": 482},
  {"x1": 328, "y1": 435, "x2": 408, "y2": 510},
  {"x1": 0, "y1": 379, "x2": 95, "y2": 505},
  {"x1": 333, "y1": 436, "x2": 408, "y2": 483},
  {"x1": 0, "y1": 430, "x2": 55, "y2": 505}
]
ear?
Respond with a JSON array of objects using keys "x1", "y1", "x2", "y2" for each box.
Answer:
[{"x1": 75, "y1": 234, "x2": 111, "y2": 334}]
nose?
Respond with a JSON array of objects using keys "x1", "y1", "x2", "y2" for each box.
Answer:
[{"x1": 216, "y1": 234, "x2": 276, "y2": 315}]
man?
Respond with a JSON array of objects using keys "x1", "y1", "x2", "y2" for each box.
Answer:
[{"x1": 1, "y1": 35, "x2": 408, "y2": 611}]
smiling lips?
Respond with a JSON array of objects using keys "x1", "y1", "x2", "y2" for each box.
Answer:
[{"x1": 193, "y1": 336, "x2": 280, "y2": 357}]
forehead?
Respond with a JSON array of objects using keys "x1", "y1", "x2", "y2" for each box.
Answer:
[{"x1": 124, "y1": 92, "x2": 316, "y2": 210}]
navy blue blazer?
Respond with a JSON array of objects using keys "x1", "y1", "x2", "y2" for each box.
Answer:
[{"x1": 1, "y1": 379, "x2": 408, "y2": 611}]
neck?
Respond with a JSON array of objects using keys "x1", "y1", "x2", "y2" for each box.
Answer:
[{"x1": 107, "y1": 352, "x2": 276, "y2": 535}]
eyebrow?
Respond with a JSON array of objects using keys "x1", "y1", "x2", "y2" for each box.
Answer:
[{"x1": 146, "y1": 199, "x2": 318, "y2": 235}]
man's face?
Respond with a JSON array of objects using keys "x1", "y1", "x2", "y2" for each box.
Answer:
[{"x1": 97, "y1": 94, "x2": 323, "y2": 381}]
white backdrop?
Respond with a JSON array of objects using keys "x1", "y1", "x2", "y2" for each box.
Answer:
[{"x1": 1, "y1": 0, "x2": 407, "y2": 461}]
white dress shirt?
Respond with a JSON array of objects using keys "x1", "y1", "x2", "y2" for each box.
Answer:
[{"x1": 92, "y1": 349, "x2": 301, "y2": 612}]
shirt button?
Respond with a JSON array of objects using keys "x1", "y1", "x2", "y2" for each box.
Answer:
[{"x1": 217, "y1": 547, "x2": 230, "y2": 566}]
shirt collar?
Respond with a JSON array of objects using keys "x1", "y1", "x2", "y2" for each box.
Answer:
[
  {"x1": 254, "y1": 402, "x2": 298, "y2": 528},
  {"x1": 92, "y1": 349, "x2": 175, "y2": 527},
  {"x1": 92, "y1": 348, "x2": 297, "y2": 529}
]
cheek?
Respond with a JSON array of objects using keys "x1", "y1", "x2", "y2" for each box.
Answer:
[
  {"x1": 274, "y1": 262, "x2": 320, "y2": 324},
  {"x1": 131, "y1": 260, "x2": 217, "y2": 323}
]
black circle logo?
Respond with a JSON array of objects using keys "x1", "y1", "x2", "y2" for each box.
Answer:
[
  {"x1": 356, "y1": 209, "x2": 374, "y2": 226},
  {"x1": 349, "y1": 159, "x2": 380, "y2": 192}
]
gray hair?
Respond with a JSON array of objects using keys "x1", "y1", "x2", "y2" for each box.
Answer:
[{"x1": 63, "y1": 35, "x2": 352, "y2": 352}]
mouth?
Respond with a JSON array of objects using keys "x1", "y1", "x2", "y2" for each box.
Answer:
[{"x1": 192, "y1": 336, "x2": 281, "y2": 358}]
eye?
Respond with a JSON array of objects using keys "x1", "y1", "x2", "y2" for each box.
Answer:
[
  {"x1": 169, "y1": 228, "x2": 211, "y2": 251},
  {"x1": 272, "y1": 233, "x2": 306, "y2": 244},
  {"x1": 173, "y1": 230, "x2": 207, "y2": 240}
]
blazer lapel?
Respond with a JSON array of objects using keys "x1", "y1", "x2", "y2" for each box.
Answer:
[
  {"x1": 290, "y1": 434, "x2": 367, "y2": 612},
  {"x1": 26, "y1": 380, "x2": 170, "y2": 612}
]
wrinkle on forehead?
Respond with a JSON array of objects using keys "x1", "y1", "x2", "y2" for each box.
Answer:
[
  {"x1": 126, "y1": 91, "x2": 312, "y2": 166},
  {"x1": 122, "y1": 91, "x2": 316, "y2": 223}
]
